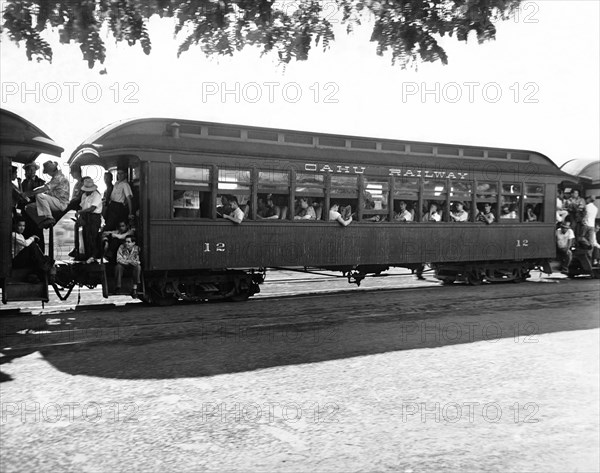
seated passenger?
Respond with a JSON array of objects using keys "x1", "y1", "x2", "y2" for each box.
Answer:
[
  {"x1": 476, "y1": 203, "x2": 495, "y2": 224},
  {"x1": 394, "y1": 201, "x2": 413, "y2": 222},
  {"x1": 19, "y1": 162, "x2": 45, "y2": 209},
  {"x1": 525, "y1": 205, "x2": 538, "y2": 222},
  {"x1": 222, "y1": 197, "x2": 244, "y2": 224},
  {"x1": 257, "y1": 195, "x2": 280, "y2": 220},
  {"x1": 23, "y1": 161, "x2": 70, "y2": 229},
  {"x1": 555, "y1": 221, "x2": 575, "y2": 271},
  {"x1": 216, "y1": 194, "x2": 234, "y2": 217},
  {"x1": 450, "y1": 202, "x2": 469, "y2": 222},
  {"x1": 329, "y1": 203, "x2": 353, "y2": 227},
  {"x1": 11, "y1": 218, "x2": 53, "y2": 272},
  {"x1": 422, "y1": 203, "x2": 441, "y2": 222},
  {"x1": 500, "y1": 204, "x2": 518, "y2": 219},
  {"x1": 115, "y1": 235, "x2": 141, "y2": 296},
  {"x1": 295, "y1": 198, "x2": 316, "y2": 220},
  {"x1": 103, "y1": 220, "x2": 135, "y2": 263}
]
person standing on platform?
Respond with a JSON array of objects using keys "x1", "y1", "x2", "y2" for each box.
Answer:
[
  {"x1": 105, "y1": 168, "x2": 133, "y2": 230},
  {"x1": 75, "y1": 177, "x2": 103, "y2": 264}
]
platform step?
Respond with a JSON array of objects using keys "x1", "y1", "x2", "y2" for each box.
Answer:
[{"x1": 2, "y1": 281, "x2": 49, "y2": 303}]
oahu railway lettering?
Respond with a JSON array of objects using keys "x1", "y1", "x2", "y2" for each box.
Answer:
[{"x1": 304, "y1": 163, "x2": 468, "y2": 179}]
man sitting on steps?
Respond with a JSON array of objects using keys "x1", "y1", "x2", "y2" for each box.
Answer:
[{"x1": 24, "y1": 160, "x2": 70, "y2": 229}]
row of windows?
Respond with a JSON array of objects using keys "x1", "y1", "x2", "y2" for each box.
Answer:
[{"x1": 172, "y1": 166, "x2": 546, "y2": 223}]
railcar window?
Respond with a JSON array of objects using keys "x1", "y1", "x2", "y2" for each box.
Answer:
[
  {"x1": 500, "y1": 183, "x2": 521, "y2": 221},
  {"x1": 422, "y1": 180, "x2": 447, "y2": 222},
  {"x1": 450, "y1": 181, "x2": 473, "y2": 222},
  {"x1": 295, "y1": 173, "x2": 325, "y2": 220},
  {"x1": 330, "y1": 175, "x2": 358, "y2": 222},
  {"x1": 392, "y1": 178, "x2": 418, "y2": 222},
  {"x1": 258, "y1": 171, "x2": 290, "y2": 220},
  {"x1": 218, "y1": 169, "x2": 252, "y2": 220},
  {"x1": 524, "y1": 184, "x2": 544, "y2": 222},
  {"x1": 362, "y1": 178, "x2": 389, "y2": 222},
  {"x1": 475, "y1": 182, "x2": 498, "y2": 223},
  {"x1": 173, "y1": 166, "x2": 211, "y2": 218}
]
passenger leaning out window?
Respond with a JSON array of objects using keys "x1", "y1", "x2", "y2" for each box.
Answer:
[{"x1": 329, "y1": 203, "x2": 353, "y2": 227}]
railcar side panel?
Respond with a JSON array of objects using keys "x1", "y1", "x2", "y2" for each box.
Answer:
[
  {"x1": 148, "y1": 161, "x2": 171, "y2": 219},
  {"x1": 145, "y1": 221, "x2": 555, "y2": 270}
]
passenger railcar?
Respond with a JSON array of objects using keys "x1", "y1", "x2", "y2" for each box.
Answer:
[
  {"x1": 2, "y1": 113, "x2": 595, "y2": 306},
  {"x1": 1, "y1": 109, "x2": 64, "y2": 303},
  {"x1": 65, "y1": 118, "x2": 571, "y2": 304}
]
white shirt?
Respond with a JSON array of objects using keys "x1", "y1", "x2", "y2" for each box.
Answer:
[
  {"x1": 424, "y1": 211, "x2": 441, "y2": 222},
  {"x1": 110, "y1": 180, "x2": 133, "y2": 204},
  {"x1": 81, "y1": 190, "x2": 103, "y2": 214},
  {"x1": 556, "y1": 228, "x2": 575, "y2": 249},
  {"x1": 452, "y1": 210, "x2": 469, "y2": 222},
  {"x1": 583, "y1": 202, "x2": 598, "y2": 227},
  {"x1": 329, "y1": 210, "x2": 341, "y2": 221},
  {"x1": 395, "y1": 209, "x2": 413, "y2": 222},
  {"x1": 11, "y1": 233, "x2": 35, "y2": 258},
  {"x1": 231, "y1": 207, "x2": 244, "y2": 222}
]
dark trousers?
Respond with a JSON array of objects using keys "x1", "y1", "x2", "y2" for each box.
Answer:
[
  {"x1": 105, "y1": 202, "x2": 128, "y2": 231},
  {"x1": 82, "y1": 213, "x2": 102, "y2": 259},
  {"x1": 13, "y1": 244, "x2": 50, "y2": 271},
  {"x1": 115, "y1": 263, "x2": 141, "y2": 287}
]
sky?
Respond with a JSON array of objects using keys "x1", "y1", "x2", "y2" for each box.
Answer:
[{"x1": 1, "y1": 0, "x2": 599, "y2": 171}]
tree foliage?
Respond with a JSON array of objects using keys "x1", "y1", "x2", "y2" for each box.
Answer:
[{"x1": 1, "y1": 0, "x2": 522, "y2": 69}]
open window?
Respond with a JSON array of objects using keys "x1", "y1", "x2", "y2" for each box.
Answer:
[
  {"x1": 362, "y1": 177, "x2": 389, "y2": 222},
  {"x1": 295, "y1": 173, "x2": 325, "y2": 220},
  {"x1": 173, "y1": 166, "x2": 211, "y2": 219},
  {"x1": 475, "y1": 182, "x2": 498, "y2": 223},
  {"x1": 330, "y1": 175, "x2": 358, "y2": 222},
  {"x1": 393, "y1": 178, "x2": 418, "y2": 222},
  {"x1": 217, "y1": 168, "x2": 252, "y2": 220},
  {"x1": 524, "y1": 184, "x2": 544, "y2": 222},
  {"x1": 257, "y1": 170, "x2": 290, "y2": 220},
  {"x1": 449, "y1": 181, "x2": 472, "y2": 222},
  {"x1": 500, "y1": 183, "x2": 521, "y2": 221},
  {"x1": 422, "y1": 180, "x2": 447, "y2": 222}
]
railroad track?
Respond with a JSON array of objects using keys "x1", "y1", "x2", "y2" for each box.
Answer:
[{"x1": 1, "y1": 280, "x2": 597, "y2": 352}]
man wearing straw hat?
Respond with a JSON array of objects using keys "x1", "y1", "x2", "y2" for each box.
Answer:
[{"x1": 75, "y1": 176, "x2": 103, "y2": 264}]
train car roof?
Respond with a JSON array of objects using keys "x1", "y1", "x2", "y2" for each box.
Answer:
[
  {"x1": 70, "y1": 117, "x2": 563, "y2": 174},
  {"x1": 0, "y1": 108, "x2": 64, "y2": 163},
  {"x1": 560, "y1": 159, "x2": 600, "y2": 185}
]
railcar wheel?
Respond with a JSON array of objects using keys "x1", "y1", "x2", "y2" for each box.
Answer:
[
  {"x1": 466, "y1": 271, "x2": 483, "y2": 286},
  {"x1": 145, "y1": 286, "x2": 176, "y2": 306}
]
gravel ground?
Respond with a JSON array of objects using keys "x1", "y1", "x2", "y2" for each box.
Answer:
[{"x1": 1, "y1": 326, "x2": 598, "y2": 473}]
